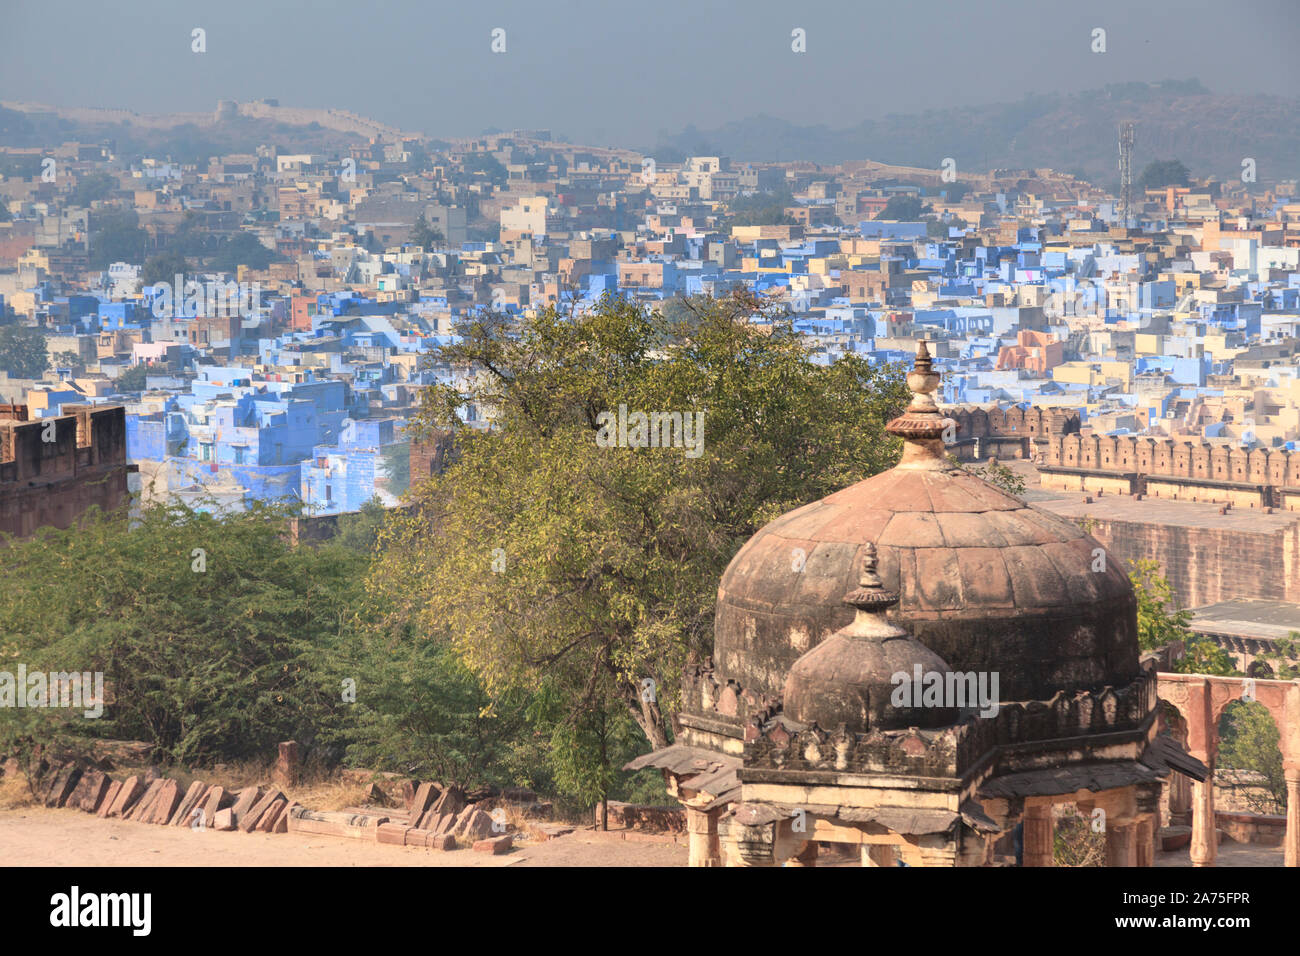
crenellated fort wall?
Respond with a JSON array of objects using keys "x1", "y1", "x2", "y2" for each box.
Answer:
[
  {"x1": 1038, "y1": 432, "x2": 1300, "y2": 510},
  {"x1": 942, "y1": 404, "x2": 1082, "y2": 461},
  {"x1": 0, "y1": 404, "x2": 133, "y2": 538}
]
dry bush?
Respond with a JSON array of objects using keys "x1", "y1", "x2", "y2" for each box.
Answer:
[
  {"x1": 1053, "y1": 806, "x2": 1105, "y2": 866},
  {"x1": 282, "y1": 776, "x2": 369, "y2": 812},
  {"x1": 0, "y1": 772, "x2": 35, "y2": 810}
]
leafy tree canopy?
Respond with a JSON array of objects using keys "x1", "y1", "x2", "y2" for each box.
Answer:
[
  {"x1": 115, "y1": 363, "x2": 150, "y2": 392},
  {"x1": 462, "y1": 152, "x2": 507, "y2": 185},
  {"x1": 369, "y1": 292, "x2": 910, "y2": 763},
  {"x1": 1129, "y1": 558, "x2": 1233, "y2": 674},
  {"x1": 89, "y1": 208, "x2": 147, "y2": 268},
  {"x1": 0, "y1": 325, "x2": 47, "y2": 379},
  {"x1": 876, "y1": 195, "x2": 929, "y2": 221},
  {"x1": 1139, "y1": 159, "x2": 1190, "y2": 189},
  {"x1": 0, "y1": 502, "x2": 366, "y2": 767},
  {"x1": 409, "y1": 212, "x2": 444, "y2": 251},
  {"x1": 209, "y1": 231, "x2": 277, "y2": 272},
  {"x1": 71, "y1": 171, "x2": 118, "y2": 207},
  {"x1": 141, "y1": 252, "x2": 190, "y2": 287}
]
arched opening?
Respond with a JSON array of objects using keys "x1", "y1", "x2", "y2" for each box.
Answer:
[
  {"x1": 1157, "y1": 700, "x2": 1194, "y2": 844},
  {"x1": 1246, "y1": 659, "x2": 1275, "y2": 680},
  {"x1": 1217, "y1": 699, "x2": 1287, "y2": 818}
]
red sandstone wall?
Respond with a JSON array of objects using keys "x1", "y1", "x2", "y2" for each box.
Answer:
[
  {"x1": 1042, "y1": 434, "x2": 1300, "y2": 492},
  {"x1": 1074, "y1": 515, "x2": 1300, "y2": 609},
  {"x1": 0, "y1": 404, "x2": 132, "y2": 538},
  {"x1": 947, "y1": 404, "x2": 1081, "y2": 441}
]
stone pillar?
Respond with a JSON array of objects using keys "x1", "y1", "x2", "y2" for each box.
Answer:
[
  {"x1": 685, "y1": 807, "x2": 721, "y2": 867},
  {"x1": 1190, "y1": 776, "x2": 1217, "y2": 867},
  {"x1": 1022, "y1": 804, "x2": 1054, "y2": 868},
  {"x1": 272, "y1": 740, "x2": 299, "y2": 788},
  {"x1": 1168, "y1": 772, "x2": 1192, "y2": 827},
  {"x1": 786, "y1": 841, "x2": 818, "y2": 867},
  {"x1": 1135, "y1": 816, "x2": 1156, "y2": 868},
  {"x1": 1105, "y1": 820, "x2": 1137, "y2": 867},
  {"x1": 861, "y1": 843, "x2": 895, "y2": 867},
  {"x1": 1285, "y1": 770, "x2": 1300, "y2": 869}
]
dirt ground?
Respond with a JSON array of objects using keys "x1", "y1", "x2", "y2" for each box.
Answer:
[
  {"x1": 4, "y1": 806, "x2": 1281, "y2": 868},
  {"x1": 1152, "y1": 841, "x2": 1284, "y2": 867},
  {"x1": 0, "y1": 807, "x2": 688, "y2": 867}
]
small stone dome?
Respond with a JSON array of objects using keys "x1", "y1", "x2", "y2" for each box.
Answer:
[{"x1": 784, "y1": 543, "x2": 956, "y2": 732}]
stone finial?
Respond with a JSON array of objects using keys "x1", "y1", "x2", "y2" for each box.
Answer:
[
  {"x1": 886, "y1": 339, "x2": 958, "y2": 470},
  {"x1": 842, "y1": 542, "x2": 899, "y2": 613}
]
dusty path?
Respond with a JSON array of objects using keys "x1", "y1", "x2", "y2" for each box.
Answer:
[
  {"x1": 0, "y1": 808, "x2": 688, "y2": 867},
  {"x1": 1152, "y1": 841, "x2": 1284, "y2": 867}
]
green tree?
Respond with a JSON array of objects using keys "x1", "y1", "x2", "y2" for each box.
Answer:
[
  {"x1": 332, "y1": 497, "x2": 389, "y2": 554},
  {"x1": 1129, "y1": 559, "x2": 1233, "y2": 674},
  {"x1": 925, "y1": 215, "x2": 966, "y2": 239},
  {"x1": 115, "y1": 363, "x2": 150, "y2": 392},
  {"x1": 0, "y1": 325, "x2": 47, "y2": 379},
  {"x1": 727, "y1": 189, "x2": 799, "y2": 229},
  {"x1": 1130, "y1": 558, "x2": 1191, "y2": 651},
  {"x1": 50, "y1": 350, "x2": 84, "y2": 372},
  {"x1": 462, "y1": 153, "x2": 507, "y2": 185},
  {"x1": 876, "y1": 195, "x2": 928, "y2": 220},
  {"x1": 1138, "y1": 159, "x2": 1190, "y2": 189},
  {"x1": 338, "y1": 625, "x2": 536, "y2": 788},
  {"x1": 72, "y1": 171, "x2": 118, "y2": 207},
  {"x1": 1218, "y1": 700, "x2": 1287, "y2": 814},
  {"x1": 1251, "y1": 634, "x2": 1300, "y2": 680},
  {"x1": 141, "y1": 252, "x2": 190, "y2": 287},
  {"x1": 368, "y1": 292, "x2": 910, "y2": 771},
  {"x1": 408, "y1": 213, "x2": 444, "y2": 250},
  {"x1": 210, "y1": 231, "x2": 276, "y2": 272},
  {"x1": 531, "y1": 681, "x2": 654, "y2": 826},
  {"x1": 0, "y1": 502, "x2": 366, "y2": 767},
  {"x1": 89, "y1": 208, "x2": 147, "y2": 268},
  {"x1": 961, "y1": 459, "x2": 1025, "y2": 497}
]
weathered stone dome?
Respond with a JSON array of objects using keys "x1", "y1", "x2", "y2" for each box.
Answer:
[
  {"x1": 714, "y1": 341, "x2": 1140, "y2": 705},
  {"x1": 784, "y1": 543, "x2": 956, "y2": 732}
]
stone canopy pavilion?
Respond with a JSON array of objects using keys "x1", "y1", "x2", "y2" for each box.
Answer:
[{"x1": 628, "y1": 341, "x2": 1211, "y2": 867}]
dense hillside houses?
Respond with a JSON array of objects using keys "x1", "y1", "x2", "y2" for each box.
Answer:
[{"x1": 2, "y1": 130, "x2": 1300, "y2": 521}]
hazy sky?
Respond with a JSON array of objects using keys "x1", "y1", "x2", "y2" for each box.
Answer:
[{"x1": 2, "y1": 0, "x2": 1297, "y2": 148}]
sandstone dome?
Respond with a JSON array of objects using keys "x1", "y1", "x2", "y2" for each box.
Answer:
[
  {"x1": 783, "y1": 543, "x2": 958, "y2": 732},
  {"x1": 712, "y1": 342, "x2": 1140, "y2": 706}
]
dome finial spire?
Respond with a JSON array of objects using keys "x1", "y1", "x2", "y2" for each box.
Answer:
[
  {"x1": 886, "y1": 339, "x2": 957, "y2": 470},
  {"x1": 843, "y1": 541, "x2": 898, "y2": 612}
]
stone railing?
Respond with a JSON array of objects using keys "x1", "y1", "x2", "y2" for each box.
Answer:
[{"x1": 740, "y1": 666, "x2": 1159, "y2": 779}]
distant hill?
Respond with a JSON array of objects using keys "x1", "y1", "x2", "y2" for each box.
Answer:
[
  {"x1": 649, "y1": 80, "x2": 1300, "y2": 183},
  {"x1": 0, "y1": 100, "x2": 402, "y2": 164},
  {"x1": 6, "y1": 80, "x2": 1297, "y2": 185}
]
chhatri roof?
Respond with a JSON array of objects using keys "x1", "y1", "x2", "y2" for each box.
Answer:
[{"x1": 712, "y1": 339, "x2": 1139, "y2": 704}]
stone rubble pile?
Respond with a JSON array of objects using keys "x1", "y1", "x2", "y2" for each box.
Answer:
[{"x1": 14, "y1": 758, "x2": 523, "y2": 855}]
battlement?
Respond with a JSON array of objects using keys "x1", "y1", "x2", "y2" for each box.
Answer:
[
  {"x1": 0, "y1": 404, "x2": 131, "y2": 538},
  {"x1": 944, "y1": 403, "x2": 1082, "y2": 440},
  {"x1": 941, "y1": 404, "x2": 1081, "y2": 461},
  {"x1": 1039, "y1": 433, "x2": 1300, "y2": 510},
  {"x1": 743, "y1": 666, "x2": 1159, "y2": 781},
  {"x1": 0, "y1": 404, "x2": 127, "y2": 485}
]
